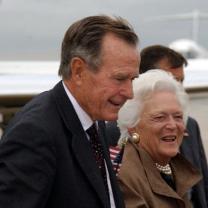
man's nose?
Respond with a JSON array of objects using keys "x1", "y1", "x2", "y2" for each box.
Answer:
[{"x1": 121, "y1": 80, "x2": 134, "y2": 99}]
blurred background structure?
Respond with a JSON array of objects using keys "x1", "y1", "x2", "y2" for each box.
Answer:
[
  {"x1": 0, "y1": 0, "x2": 208, "y2": 157},
  {"x1": 1, "y1": 0, "x2": 208, "y2": 60}
]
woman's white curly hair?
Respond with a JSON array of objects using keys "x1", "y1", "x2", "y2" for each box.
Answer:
[{"x1": 117, "y1": 69, "x2": 189, "y2": 146}]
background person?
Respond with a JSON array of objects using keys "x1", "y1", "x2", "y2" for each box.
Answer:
[
  {"x1": 0, "y1": 15, "x2": 140, "y2": 208},
  {"x1": 107, "y1": 45, "x2": 208, "y2": 208},
  {"x1": 117, "y1": 69, "x2": 201, "y2": 208}
]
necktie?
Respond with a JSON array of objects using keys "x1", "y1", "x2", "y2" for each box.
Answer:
[{"x1": 86, "y1": 123, "x2": 109, "y2": 197}]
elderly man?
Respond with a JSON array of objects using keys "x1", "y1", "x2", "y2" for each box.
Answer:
[{"x1": 0, "y1": 15, "x2": 140, "y2": 208}]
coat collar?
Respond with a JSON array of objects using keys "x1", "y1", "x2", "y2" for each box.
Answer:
[{"x1": 131, "y1": 142, "x2": 202, "y2": 199}]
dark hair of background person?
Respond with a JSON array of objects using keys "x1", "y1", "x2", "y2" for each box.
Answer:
[
  {"x1": 140, "y1": 45, "x2": 187, "y2": 74},
  {"x1": 58, "y1": 15, "x2": 139, "y2": 79}
]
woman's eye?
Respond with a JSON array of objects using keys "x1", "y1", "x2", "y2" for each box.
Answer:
[
  {"x1": 174, "y1": 115, "x2": 183, "y2": 121},
  {"x1": 153, "y1": 116, "x2": 165, "y2": 121}
]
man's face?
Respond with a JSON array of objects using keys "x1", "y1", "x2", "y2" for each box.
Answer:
[
  {"x1": 69, "y1": 33, "x2": 140, "y2": 121},
  {"x1": 157, "y1": 58, "x2": 184, "y2": 83}
]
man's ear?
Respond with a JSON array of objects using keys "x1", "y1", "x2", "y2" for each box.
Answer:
[{"x1": 70, "y1": 57, "x2": 86, "y2": 85}]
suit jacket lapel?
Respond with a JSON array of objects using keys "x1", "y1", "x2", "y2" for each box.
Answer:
[{"x1": 52, "y1": 82, "x2": 109, "y2": 207}]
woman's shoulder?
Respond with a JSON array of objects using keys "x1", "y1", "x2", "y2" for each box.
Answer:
[{"x1": 118, "y1": 142, "x2": 149, "y2": 179}]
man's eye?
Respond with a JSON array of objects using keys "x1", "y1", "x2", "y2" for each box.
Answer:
[{"x1": 115, "y1": 77, "x2": 126, "y2": 81}]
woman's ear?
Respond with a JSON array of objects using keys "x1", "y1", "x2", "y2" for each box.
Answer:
[
  {"x1": 128, "y1": 127, "x2": 136, "y2": 136},
  {"x1": 128, "y1": 127, "x2": 140, "y2": 144}
]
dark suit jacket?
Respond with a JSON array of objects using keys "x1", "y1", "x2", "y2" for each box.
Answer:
[
  {"x1": 106, "y1": 118, "x2": 208, "y2": 208},
  {"x1": 0, "y1": 81, "x2": 125, "y2": 208},
  {"x1": 180, "y1": 117, "x2": 208, "y2": 208}
]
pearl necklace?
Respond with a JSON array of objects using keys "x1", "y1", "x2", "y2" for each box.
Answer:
[{"x1": 155, "y1": 163, "x2": 172, "y2": 175}]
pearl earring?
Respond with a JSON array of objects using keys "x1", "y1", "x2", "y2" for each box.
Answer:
[{"x1": 131, "y1": 132, "x2": 140, "y2": 143}]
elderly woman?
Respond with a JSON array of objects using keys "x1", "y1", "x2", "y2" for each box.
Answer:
[{"x1": 117, "y1": 69, "x2": 201, "y2": 208}]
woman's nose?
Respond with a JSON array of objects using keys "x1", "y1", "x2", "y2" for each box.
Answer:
[{"x1": 165, "y1": 116, "x2": 177, "y2": 129}]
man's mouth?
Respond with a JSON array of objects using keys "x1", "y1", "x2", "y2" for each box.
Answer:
[{"x1": 109, "y1": 100, "x2": 125, "y2": 108}]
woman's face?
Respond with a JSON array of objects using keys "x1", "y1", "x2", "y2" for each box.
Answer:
[{"x1": 136, "y1": 91, "x2": 185, "y2": 165}]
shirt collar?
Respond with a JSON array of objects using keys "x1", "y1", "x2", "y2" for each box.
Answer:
[{"x1": 62, "y1": 81, "x2": 93, "y2": 131}]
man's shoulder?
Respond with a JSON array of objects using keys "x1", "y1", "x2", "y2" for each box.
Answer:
[
  {"x1": 187, "y1": 116, "x2": 198, "y2": 125},
  {"x1": 106, "y1": 121, "x2": 120, "y2": 146},
  {"x1": 186, "y1": 116, "x2": 200, "y2": 131}
]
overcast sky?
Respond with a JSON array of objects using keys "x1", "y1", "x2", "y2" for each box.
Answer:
[{"x1": 0, "y1": 0, "x2": 208, "y2": 60}]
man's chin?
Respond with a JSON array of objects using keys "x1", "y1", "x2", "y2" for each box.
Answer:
[{"x1": 104, "y1": 113, "x2": 118, "y2": 121}]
